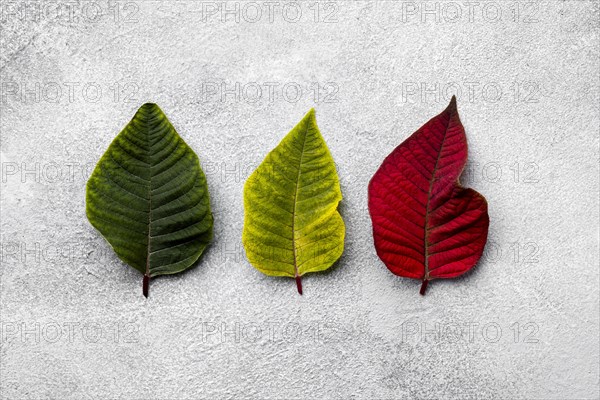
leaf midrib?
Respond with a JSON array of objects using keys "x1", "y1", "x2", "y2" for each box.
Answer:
[
  {"x1": 144, "y1": 115, "x2": 154, "y2": 279},
  {"x1": 291, "y1": 122, "x2": 310, "y2": 279},
  {"x1": 423, "y1": 114, "x2": 453, "y2": 280}
]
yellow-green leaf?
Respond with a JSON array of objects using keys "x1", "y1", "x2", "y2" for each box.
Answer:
[
  {"x1": 242, "y1": 109, "x2": 345, "y2": 294},
  {"x1": 86, "y1": 103, "x2": 213, "y2": 297}
]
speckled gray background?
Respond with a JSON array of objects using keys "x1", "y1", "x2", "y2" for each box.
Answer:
[{"x1": 1, "y1": 0, "x2": 598, "y2": 399}]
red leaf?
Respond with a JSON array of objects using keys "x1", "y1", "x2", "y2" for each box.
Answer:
[{"x1": 368, "y1": 97, "x2": 489, "y2": 295}]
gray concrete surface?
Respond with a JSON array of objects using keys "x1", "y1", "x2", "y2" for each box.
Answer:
[{"x1": 1, "y1": 1, "x2": 599, "y2": 399}]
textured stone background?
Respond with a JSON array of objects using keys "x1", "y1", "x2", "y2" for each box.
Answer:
[{"x1": 1, "y1": 1, "x2": 598, "y2": 399}]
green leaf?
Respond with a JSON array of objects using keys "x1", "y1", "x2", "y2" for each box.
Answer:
[
  {"x1": 86, "y1": 103, "x2": 213, "y2": 297},
  {"x1": 242, "y1": 109, "x2": 345, "y2": 294}
]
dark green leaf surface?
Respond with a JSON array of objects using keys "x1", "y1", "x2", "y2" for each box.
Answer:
[{"x1": 86, "y1": 103, "x2": 213, "y2": 297}]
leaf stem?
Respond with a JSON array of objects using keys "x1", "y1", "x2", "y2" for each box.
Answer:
[
  {"x1": 420, "y1": 279, "x2": 429, "y2": 296},
  {"x1": 296, "y1": 275, "x2": 303, "y2": 295},
  {"x1": 143, "y1": 274, "x2": 149, "y2": 298}
]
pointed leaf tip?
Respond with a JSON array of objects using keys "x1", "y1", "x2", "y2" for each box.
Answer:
[
  {"x1": 305, "y1": 108, "x2": 316, "y2": 120},
  {"x1": 447, "y1": 96, "x2": 457, "y2": 112},
  {"x1": 139, "y1": 102, "x2": 160, "y2": 111},
  {"x1": 135, "y1": 103, "x2": 164, "y2": 120}
]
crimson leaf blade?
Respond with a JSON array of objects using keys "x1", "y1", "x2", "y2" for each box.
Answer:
[{"x1": 368, "y1": 97, "x2": 489, "y2": 295}]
